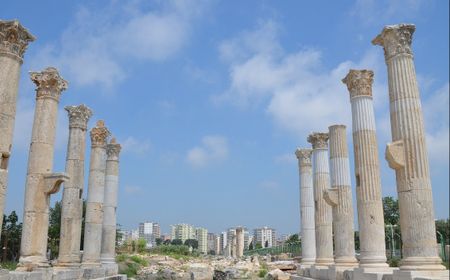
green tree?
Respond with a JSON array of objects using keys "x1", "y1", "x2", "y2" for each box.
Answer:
[
  {"x1": 435, "y1": 219, "x2": 449, "y2": 245},
  {"x1": 255, "y1": 242, "x2": 262, "y2": 249},
  {"x1": 1, "y1": 211, "x2": 22, "y2": 262},
  {"x1": 155, "y1": 238, "x2": 163, "y2": 246},
  {"x1": 171, "y1": 239, "x2": 182, "y2": 245},
  {"x1": 286, "y1": 234, "x2": 300, "y2": 245},
  {"x1": 248, "y1": 241, "x2": 254, "y2": 250},
  {"x1": 137, "y1": 238, "x2": 147, "y2": 253},
  {"x1": 264, "y1": 240, "x2": 269, "y2": 248},
  {"x1": 383, "y1": 196, "x2": 400, "y2": 225},
  {"x1": 184, "y1": 239, "x2": 198, "y2": 249},
  {"x1": 354, "y1": 231, "x2": 360, "y2": 251},
  {"x1": 48, "y1": 201, "x2": 62, "y2": 259}
]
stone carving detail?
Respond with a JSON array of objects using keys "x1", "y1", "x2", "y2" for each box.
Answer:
[
  {"x1": 65, "y1": 105, "x2": 93, "y2": 130},
  {"x1": 0, "y1": 20, "x2": 35, "y2": 59},
  {"x1": 342, "y1": 69, "x2": 374, "y2": 98},
  {"x1": 372, "y1": 24, "x2": 415, "y2": 60},
  {"x1": 295, "y1": 148, "x2": 312, "y2": 165},
  {"x1": 30, "y1": 67, "x2": 68, "y2": 100},
  {"x1": 307, "y1": 133, "x2": 329, "y2": 149},
  {"x1": 106, "y1": 138, "x2": 121, "y2": 159},
  {"x1": 90, "y1": 120, "x2": 111, "y2": 147}
]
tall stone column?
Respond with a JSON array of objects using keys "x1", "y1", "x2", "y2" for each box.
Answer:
[
  {"x1": 18, "y1": 67, "x2": 69, "y2": 269},
  {"x1": 235, "y1": 227, "x2": 244, "y2": 259},
  {"x1": 231, "y1": 235, "x2": 237, "y2": 259},
  {"x1": 323, "y1": 125, "x2": 358, "y2": 267},
  {"x1": 101, "y1": 138, "x2": 121, "y2": 275},
  {"x1": 295, "y1": 148, "x2": 316, "y2": 266},
  {"x1": 0, "y1": 20, "x2": 35, "y2": 232},
  {"x1": 373, "y1": 24, "x2": 445, "y2": 272},
  {"x1": 82, "y1": 120, "x2": 110, "y2": 267},
  {"x1": 342, "y1": 69, "x2": 388, "y2": 268},
  {"x1": 57, "y1": 105, "x2": 93, "y2": 267},
  {"x1": 307, "y1": 133, "x2": 334, "y2": 266}
]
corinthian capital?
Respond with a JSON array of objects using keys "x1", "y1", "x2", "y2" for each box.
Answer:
[
  {"x1": 295, "y1": 148, "x2": 312, "y2": 166},
  {"x1": 307, "y1": 132, "x2": 329, "y2": 149},
  {"x1": 30, "y1": 67, "x2": 68, "y2": 101},
  {"x1": 0, "y1": 20, "x2": 35, "y2": 61},
  {"x1": 372, "y1": 23, "x2": 415, "y2": 61},
  {"x1": 342, "y1": 69, "x2": 374, "y2": 99},
  {"x1": 106, "y1": 138, "x2": 121, "y2": 160},
  {"x1": 65, "y1": 104, "x2": 93, "y2": 130},
  {"x1": 90, "y1": 120, "x2": 110, "y2": 147}
]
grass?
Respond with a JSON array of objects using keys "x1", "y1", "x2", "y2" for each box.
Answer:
[
  {"x1": 258, "y1": 269, "x2": 268, "y2": 278},
  {"x1": 0, "y1": 261, "x2": 17, "y2": 270},
  {"x1": 116, "y1": 253, "x2": 149, "y2": 278}
]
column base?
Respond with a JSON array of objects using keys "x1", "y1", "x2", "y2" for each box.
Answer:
[
  {"x1": 399, "y1": 257, "x2": 447, "y2": 271},
  {"x1": 328, "y1": 265, "x2": 358, "y2": 280},
  {"x1": 352, "y1": 267, "x2": 397, "y2": 280},
  {"x1": 16, "y1": 255, "x2": 50, "y2": 271},
  {"x1": 315, "y1": 258, "x2": 334, "y2": 266},
  {"x1": 335, "y1": 256, "x2": 359, "y2": 267},
  {"x1": 393, "y1": 269, "x2": 449, "y2": 280},
  {"x1": 101, "y1": 262, "x2": 118, "y2": 276}
]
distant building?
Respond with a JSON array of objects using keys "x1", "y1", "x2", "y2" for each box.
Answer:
[
  {"x1": 153, "y1": 223, "x2": 161, "y2": 240},
  {"x1": 254, "y1": 226, "x2": 276, "y2": 248},
  {"x1": 196, "y1": 227, "x2": 208, "y2": 254},
  {"x1": 139, "y1": 221, "x2": 160, "y2": 248},
  {"x1": 220, "y1": 232, "x2": 227, "y2": 253},
  {"x1": 207, "y1": 233, "x2": 216, "y2": 254},
  {"x1": 215, "y1": 235, "x2": 221, "y2": 255},
  {"x1": 171, "y1": 223, "x2": 196, "y2": 243}
]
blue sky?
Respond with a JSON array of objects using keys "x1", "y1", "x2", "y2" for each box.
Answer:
[{"x1": 2, "y1": 0, "x2": 448, "y2": 236}]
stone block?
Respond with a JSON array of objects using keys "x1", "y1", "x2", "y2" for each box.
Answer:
[{"x1": 392, "y1": 270, "x2": 450, "y2": 280}]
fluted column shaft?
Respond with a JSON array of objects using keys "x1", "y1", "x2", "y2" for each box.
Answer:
[
  {"x1": 295, "y1": 148, "x2": 316, "y2": 265},
  {"x1": 235, "y1": 227, "x2": 244, "y2": 258},
  {"x1": 373, "y1": 24, "x2": 444, "y2": 271},
  {"x1": 82, "y1": 121, "x2": 110, "y2": 267},
  {"x1": 58, "y1": 105, "x2": 92, "y2": 266},
  {"x1": 101, "y1": 139, "x2": 121, "y2": 274},
  {"x1": 308, "y1": 133, "x2": 334, "y2": 266},
  {"x1": 231, "y1": 235, "x2": 237, "y2": 258},
  {"x1": 324, "y1": 125, "x2": 358, "y2": 266},
  {"x1": 343, "y1": 69, "x2": 388, "y2": 268},
  {"x1": 0, "y1": 20, "x2": 34, "y2": 233},
  {"x1": 19, "y1": 68, "x2": 69, "y2": 269}
]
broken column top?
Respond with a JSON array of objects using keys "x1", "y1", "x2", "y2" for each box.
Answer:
[
  {"x1": 30, "y1": 67, "x2": 68, "y2": 100},
  {"x1": 0, "y1": 19, "x2": 35, "y2": 60},
  {"x1": 106, "y1": 137, "x2": 121, "y2": 159},
  {"x1": 372, "y1": 23, "x2": 415, "y2": 60},
  {"x1": 342, "y1": 69, "x2": 374, "y2": 99},
  {"x1": 295, "y1": 148, "x2": 312, "y2": 165},
  {"x1": 90, "y1": 120, "x2": 110, "y2": 147},
  {"x1": 307, "y1": 132, "x2": 329, "y2": 149},
  {"x1": 65, "y1": 104, "x2": 93, "y2": 130}
]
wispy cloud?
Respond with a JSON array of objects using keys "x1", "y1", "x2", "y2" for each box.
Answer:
[
  {"x1": 120, "y1": 136, "x2": 151, "y2": 156},
  {"x1": 274, "y1": 153, "x2": 296, "y2": 165},
  {"x1": 186, "y1": 135, "x2": 229, "y2": 168},
  {"x1": 124, "y1": 185, "x2": 143, "y2": 194}
]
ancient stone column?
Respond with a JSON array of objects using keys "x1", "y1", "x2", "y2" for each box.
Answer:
[
  {"x1": 373, "y1": 24, "x2": 445, "y2": 272},
  {"x1": 235, "y1": 227, "x2": 244, "y2": 259},
  {"x1": 0, "y1": 20, "x2": 35, "y2": 233},
  {"x1": 82, "y1": 120, "x2": 110, "y2": 267},
  {"x1": 231, "y1": 235, "x2": 237, "y2": 259},
  {"x1": 57, "y1": 105, "x2": 93, "y2": 267},
  {"x1": 18, "y1": 67, "x2": 69, "y2": 269},
  {"x1": 323, "y1": 125, "x2": 358, "y2": 267},
  {"x1": 342, "y1": 69, "x2": 388, "y2": 268},
  {"x1": 295, "y1": 148, "x2": 316, "y2": 266},
  {"x1": 307, "y1": 133, "x2": 334, "y2": 266},
  {"x1": 101, "y1": 138, "x2": 121, "y2": 275}
]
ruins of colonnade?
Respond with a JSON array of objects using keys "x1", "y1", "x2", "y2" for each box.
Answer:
[
  {"x1": 0, "y1": 20, "x2": 124, "y2": 279},
  {"x1": 294, "y1": 24, "x2": 449, "y2": 280}
]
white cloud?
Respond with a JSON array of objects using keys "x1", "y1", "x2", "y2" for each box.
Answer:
[
  {"x1": 30, "y1": 0, "x2": 209, "y2": 90},
  {"x1": 120, "y1": 136, "x2": 151, "y2": 156},
  {"x1": 186, "y1": 135, "x2": 229, "y2": 168}
]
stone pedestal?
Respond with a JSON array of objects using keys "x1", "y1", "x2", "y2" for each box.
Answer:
[
  {"x1": 18, "y1": 67, "x2": 69, "y2": 270},
  {"x1": 0, "y1": 20, "x2": 35, "y2": 233},
  {"x1": 324, "y1": 125, "x2": 358, "y2": 268},
  {"x1": 295, "y1": 148, "x2": 316, "y2": 266},
  {"x1": 342, "y1": 69, "x2": 388, "y2": 268},
  {"x1": 82, "y1": 121, "x2": 110, "y2": 267},
  {"x1": 101, "y1": 138, "x2": 121, "y2": 275},
  {"x1": 307, "y1": 133, "x2": 334, "y2": 266},
  {"x1": 373, "y1": 23, "x2": 445, "y2": 272},
  {"x1": 235, "y1": 227, "x2": 244, "y2": 259},
  {"x1": 58, "y1": 105, "x2": 93, "y2": 267}
]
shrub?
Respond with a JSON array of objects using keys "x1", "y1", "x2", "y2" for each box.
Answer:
[{"x1": 258, "y1": 269, "x2": 267, "y2": 278}]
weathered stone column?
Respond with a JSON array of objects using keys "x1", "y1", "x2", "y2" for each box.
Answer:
[
  {"x1": 307, "y1": 133, "x2": 334, "y2": 266},
  {"x1": 295, "y1": 148, "x2": 316, "y2": 266},
  {"x1": 0, "y1": 20, "x2": 35, "y2": 232},
  {"x1": 323, "y1": 125, "x2": 358, "y2": 267},
  {"x1": 231, "y1": 235, "x2": 237, "y2": 259},
  {"x1": 82, "y1": 120, "x2": 110, "y2": 267},
  {"x1": 342, "y1": 69, "x2": 388, "y2": 268},
  {"x1": 18, "y1": 67, "x2": 69, "y2": 269},
  {"x1": 101, "y1": 138, "x2": 121, "y2": 275},
  {"x1": 235, "y1": 227, "x2": 244, "y2": 259},
  {"x1": 373, "y1": 24, "x2": 446, "y2": 272},
  {"x1": 57, "y1": 105, "x2": 93, "y2": 267}
]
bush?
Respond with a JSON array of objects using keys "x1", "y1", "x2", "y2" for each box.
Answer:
[
  {"x1": 116, "y1": 254, "x2": 127, "y2": 262},
  {"x1": 389, "y1": 257, "x2": 401, "y2": 267},
  {"x1": 258, "y1": 269, "x2": 267, "y2": 278},
  {"x1": 130, "y1": 255, "x2": 148, "y2": 266},
  {"x1": 0, "y1": 261, "x2": 18, "y2": 270}
]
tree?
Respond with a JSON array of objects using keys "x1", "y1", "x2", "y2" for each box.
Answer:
[
  {"x1": 155, "y1": 238, "x2": 163, "y2": 246},
  {"x1": 1, "y1": 211, "x2": 22, "y2": 262},
  {"x1": 264, "y1": 240, "x2": 269, "y2": 248},
  {"x1": 137, "y1": 238, "x2": 147, "y2": 253},
  {"x1": 383, "y1": 196, "x2": 399, "y2": 225},
  {"x1": 286, "y1": 234, "x2": 300, "y2": 245},
  {"x1": 435, "y1": 219, "x2": 449, "y2": 245},
  {"x1": 48, "y1": 201, "x2": 62, "y2": 259},
  {"x1": 184, "y1": 239, "x2": 198, "y2": 249},
  {"x1": 171, "y1": 239, "x2": 183, "y2": 245},
  {"x1": 354, "y1": 231, "x2": 360, "y2": 251},
  {"x1": 255, "y1": 242, "x2": 262, "y2": 249},
  {"x1": 208, "y1": 250, "x2": 216, "y2": 255},
  {"x1": 163, "y1": 239, "x2": 171, "y2": 245},
  {"x1": 248, "y1": 241, "x2": 254, "y2": 250}
]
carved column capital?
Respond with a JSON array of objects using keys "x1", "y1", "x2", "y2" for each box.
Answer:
[
  {"x1": 0, "y1": 20, "x2": 35, "y2": 61},
  {"x1": 342, "y1": 69, "x2": 374, "y2": 99},
  {"x1": 30, "y1": 67, "x2": 68, "y2": 101},
  {"x1": 106, "y1": 138, "x2": 121, "y2": 160},
  {"x1": 372, "y1": 23, "x2": 415, "y2": 61},
  {"x1": 90, "y1": 120, "x2": 110, "y2": 147},
  {"x1": 307, "y1": 132, "x2": 329, "y2": 149},
  {"x1": 65, "y1": 104, "x2": 93, "y2": 130},
  {"x1": 295, "y1": 148, "x2": 313, "y2": 166}
]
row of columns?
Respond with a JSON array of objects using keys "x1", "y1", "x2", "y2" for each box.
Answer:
[
  {"x1": 0, "y1": 20, "x2": 122, "y2": 273},
  {"x1": 296, "y1": 23, "x2": 445, "y2": 275}
]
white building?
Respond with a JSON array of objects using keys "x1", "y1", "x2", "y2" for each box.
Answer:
[
  {"x1": 196, "y1": 228, "x2": 208, "y2": 254},
  {"x1": 139, "y1": 221, "x2": 159, "y2": 248},
  {"x1": 171, "y1": 223, "x2": 196, "y2": 243},
  {"x1": 254, "y1": 226, "x2": 276, "y2": 248}
]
